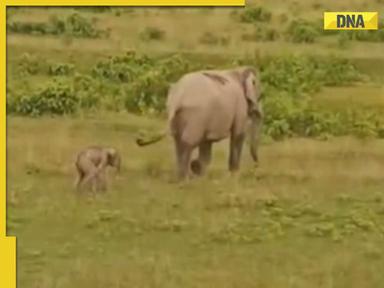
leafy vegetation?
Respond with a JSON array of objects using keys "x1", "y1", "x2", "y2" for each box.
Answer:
[
  {"x1": 198, "y1": 32, "x2": 230, "y2": 46},
  {"x1": 7, "y1": 13, "x2": 109, "y2": 38},
  {"x1": 285, "y1": 19, "x2": 321, "y2": 43},
  {"x1": 235, "y1": 6, "x2": 272, "y2": 23},
  {"x1": 338, "y1": 29, "x2": 384, "y2": 43},
  {"x1": 139, "y1": 26, "x2": 166, "y2": 41},
  {"x1": 8, "y1": 79, "x2": 78, "y2": 116},
  {"x1": 242, "y1": 26, "x2": 279, "y2": 42},
  {"x1": 48, "y1": 63, "x2": 75, "y2": 76},
  {"x1": 9, "y1": 50, "x2": 384, "y2": 139}
]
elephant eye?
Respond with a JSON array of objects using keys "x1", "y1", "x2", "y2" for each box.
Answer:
[{"x1": 252, "y1": 79, "x2": 256, "y2": 85}]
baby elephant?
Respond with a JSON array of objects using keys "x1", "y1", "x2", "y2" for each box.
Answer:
[{"x1": 75, "y1": 146, "x2": 121, "y2": 193}]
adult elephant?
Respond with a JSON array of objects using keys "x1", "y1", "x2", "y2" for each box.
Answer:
[{"x1": 136, "y1": 66, "x2": 264, "y2": 180}]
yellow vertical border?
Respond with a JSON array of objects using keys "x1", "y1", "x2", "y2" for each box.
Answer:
[
  {"x1": 1, "y1": 2, "x2": 17, "y2": 288},
  {"x1": 1, "y1": 1, "x2": 244, "y2": 287}
]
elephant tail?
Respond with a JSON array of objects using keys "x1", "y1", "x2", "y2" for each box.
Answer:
[
  {"x1": 136, "y1": 131, "x2": 167, "y2": 147},
  {"x1": 136, "y1": 84, "x2": 180, "y2": 147}
]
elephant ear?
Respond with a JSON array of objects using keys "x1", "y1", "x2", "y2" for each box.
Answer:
[
  {"x1": 240, "y1": 67, "x2": 258, "y2": 105},
  {"x1": 202, "y1": 72, "x2": 228, "y2": 85},
  {"x1": 107, "y1": 148, "x2": 121, "y2": 171}
]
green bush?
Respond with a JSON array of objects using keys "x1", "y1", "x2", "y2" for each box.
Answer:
[
  {"x1": 9, "y1": 79, "x2": 79, "y2": 116},
  {"x1": 8, "y1": 51, "x2": 382, "y2": 139},
  {"x1": 255, "y1": 55, "x2": 365, "y2": 139},
  {"x1": 91, "y1": 51, "x2": 154, "y2": 82},
  {"x1": 124, "y1": 71, "x2": 168, "y2": 115},
  {"x1": 242, "y1": 26, "x2": 279, "y2": 42},
  {"x1": 199, "y1": 32, "x2": 230, "y2": 46},
  {"x1": 48, "y1": 63, "x2": 75, "y2": 76},
  {"x1": 72, "y1": 74, "x2": 101, "y2": 110},
  {"x1": 51, "y1": 13, "x2": 109, "y2": 38},
  {"x1": 6, "y1": 22, "x2": 48, "y2": 35},
  {"x1": 260, "y1": 55, "x2": 362, "y2": 96},
  {"x1": 286, "y1": 19, "x2": 320, "y2": 43},
  {"x1": 16, "y1": 53, "x2": 46, "y2": 76},
  {"x1": 348, "y1": 110, "x2": 383, "y2": 138},
  {"x1": 263, "y1": 95, "x2": 383, "y2": 140},
  {"x1": 139, "y1": 26, "x2": 166, "y2": 41},
  {"x1": 90, "y1": 52, "x2": 199, "y2": 114},
  {"x1": 124, "y1": 55, "x2": 196, "y2": 114},
  {"x1": 237, "y1": 7, "x2": 272, "y2": 23},
  {"x1": 338, "y1": 29, "x2": 384, "y2": 43},
  {"x1": 7, "y1": 13, "x2": 109, "y2": 38}
]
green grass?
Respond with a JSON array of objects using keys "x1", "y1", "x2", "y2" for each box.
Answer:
[
  {"x1": 313, "y1": 84, "x2": 384, "y2": 112},
  {"x1": 7, "y1": 115, "x2": 384, "y2": 288},
  {"x1": 6, "y1": 3, "x2": 384, "y2": 287}
]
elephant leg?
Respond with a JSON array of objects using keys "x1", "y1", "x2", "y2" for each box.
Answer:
[
  {"x1": 174, "y1": 137, "x2": 183, "y2": 175},
  {"x1": 75, "y1": 171, "x2": 84, "y2": 193},
  {"x1": 228, "y1": 134, "x2": 245, "y2": 172},
  {"x1": 191, "y1": 141, "x2": 212, "y2": 176},
  {"x1": 179, "y1": 145, "x2": 193, "y2": 180},
  {"x1": 96, "y1": 170, "x2": 107, "y2": 193},
  {"x1": 174, "y1": 137, "x2": 193, "y2": 180},
  {"x1": 80, "y1": 169, "x2": 98, "y2": 192}
]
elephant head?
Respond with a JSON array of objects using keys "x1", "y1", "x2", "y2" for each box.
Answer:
[
  {"x1": 204, "y1": 66, "x2": 262, "y2": 116},
  {"x1": 106, "y1": 148, "x2": 121, "y2": 173}
]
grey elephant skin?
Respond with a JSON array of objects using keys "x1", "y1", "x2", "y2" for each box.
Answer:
[{"x1": 136, "y1": 66, "x2": 264, "y2": 180}]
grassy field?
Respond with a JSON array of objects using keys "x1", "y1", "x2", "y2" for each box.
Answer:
[
  {"x1": 6, "y1": 2, "x2": 384, "y2": 288},
  {"x1": 7, "y1": 115, "x2": 384, "y2": 288}
]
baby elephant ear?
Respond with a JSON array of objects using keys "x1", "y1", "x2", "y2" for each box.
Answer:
[
  {"x1": 106, "y1": 148, "x2": 117, "y2": 158},
  {"x1": 202, "y1": 72, "x2": 228, "y2": 85}
]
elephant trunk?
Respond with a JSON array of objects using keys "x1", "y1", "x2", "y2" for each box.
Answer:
[{"x1": 248, "y1": 110, "x2": 263, "y2": 164}]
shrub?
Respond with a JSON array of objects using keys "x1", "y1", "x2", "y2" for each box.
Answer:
[
  {"x1": 7, "y1": 13, "x2": 109, "y2": 38},
  {"x1": 337, "y1": 33, "x2": 350, "y2": 49},
  {"x1": 286, "y1": 19, "x2": 320, "y2": 43},
  {"x1": 48, "y1": 63, "x2": 75, "y2": 76},
  {"x1": 348, "y1": 111, "x2": 382, "y2": 138},
  {"x1": 338, "y1": 28, "x2": 384, "y2": 43},
  {"x1": 16, "y1": 53, "x2": 46, "y2": 76},
  {"x1": 72, "y1": 74, "x2": 100, "y2": 110},
  {"x1": 91, "y1": 51, "x2": 154, "y2": 82},
  {"x1": 124, "y1": 71, "x2": 168, "y2": 115},
  {"x1": 263, "y1": 95, "x2": 383, "y2": 140},
  {"x1": 237, "y1": 7, "x2": 271, "y2": 23},
  {"x1": 255, "y1": 55, "x2": 364, "y2": 139},
  {"x1": 91, "y1": 52, "x2": 198, "y2": 114},
  {"x1": 259, "y1": 55, "x2": 362, "y2": 95},
  {"x1": 139, "y1": 26, "x2": 166, "y2": 41},
  {"x1": 318, "y1": 57, "x2": 362, "y2": 86},
  {"x1": 51, "y1": 13, "x2": 109, "y2": 38},
  {"x1": 199, "y1": 32, "x2": 230, "y2": 46},
  {"x1": 124, "y1": 55, "x2": 195, "y2": 114},
  {"x1": 8, "y1": 51, "x2": 381, "y2": 140},
  {"x1": 6, "y1": 21, "x2": 48, "y2": 35},
  {"x1": 9, "y1": 79, "x2": 79, "y2": 116},
  {"x1": 242, "y1": 26, "x2": 279, "y2": 42}
]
